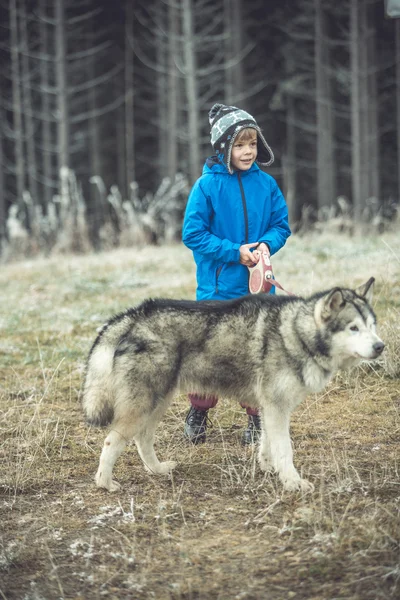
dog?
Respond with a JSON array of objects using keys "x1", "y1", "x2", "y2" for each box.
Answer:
[{"x1": 82, "y1": 277, "x2": 384, "y2": 493}]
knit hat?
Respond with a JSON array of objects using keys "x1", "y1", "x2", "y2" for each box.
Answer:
[{"x1": 209, "y1": 103, "x2": 274, "y2": 174}]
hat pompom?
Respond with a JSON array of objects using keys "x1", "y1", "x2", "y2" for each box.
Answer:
[{"x1": 209, "y1": 103, "x2": 225, "y2": 126}]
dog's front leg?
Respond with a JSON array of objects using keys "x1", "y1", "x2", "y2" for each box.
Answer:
[{"x1": 259, "y1": 403, "x2": 313, "y2": 493}]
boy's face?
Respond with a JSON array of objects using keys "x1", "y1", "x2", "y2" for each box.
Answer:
[{"x1": 231, "y1": 131, "x2": 258, "y2": 171}]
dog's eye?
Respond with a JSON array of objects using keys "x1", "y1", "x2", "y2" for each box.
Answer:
[{"x1": 350, "y1": 325, "x2": 359, "y2": 332}]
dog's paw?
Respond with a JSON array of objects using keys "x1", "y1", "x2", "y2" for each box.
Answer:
[
  {"x1": 259, "y1": 458, "x2": 274, "y2": 474},
  {"x1": 158, "y1": 460, "x2": 177, "y2": 475},
  {"x1": 107, "y1": 480, "x2": 122, "y2": 492},
  {"x1": 96, "y1": 478, "x2": 121, "y2": 493},
  {"x1": 95, "y1": 471, "x2": 121, "y2": 492},
  {"x1": 283, "y1": 476, "x2": 314, "y2": 494},
  {"x1": 258, "y1": 450, "x2": 273, "y2": 473},
  {"x1": 145, "y1": 460, "x2": 177, "y2": 475}
]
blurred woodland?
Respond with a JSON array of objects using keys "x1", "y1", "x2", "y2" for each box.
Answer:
[{"x1": 0, "y1": 0, "x2": 399, "y2": 259}]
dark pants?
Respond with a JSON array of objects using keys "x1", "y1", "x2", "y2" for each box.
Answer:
[{"x1": 188, "y1": 393, "x2": 259, "y2": 416}]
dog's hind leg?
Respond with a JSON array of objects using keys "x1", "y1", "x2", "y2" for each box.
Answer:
[
  {"x1": 134, "y1": 399, "x2": 177, "y2": 475},
  {"x1": 95, "y1": 420, "x2": 137, "y2": 492},
  {"x1": 259, "y1": 402, "x2": 314, "y2": 493}
]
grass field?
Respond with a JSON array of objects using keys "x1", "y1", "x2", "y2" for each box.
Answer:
[{"x1": 1, "y1": 233, "x2": 399, "y2": 600}]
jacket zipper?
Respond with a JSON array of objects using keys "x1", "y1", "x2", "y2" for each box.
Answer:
[
  {"x1": 216, "y1": 173, "x2": 248, "y2": 295},
  {"x1": 237, "y1": 172, "x2": 248, "y2": 243},
  {"x1": 215, "y1": 265, "x2": 223, "y2": 293}
]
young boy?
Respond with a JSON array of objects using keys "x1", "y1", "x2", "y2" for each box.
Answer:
[{"x1": 182, "y1": 103, "x2": 291, "y2": 445}]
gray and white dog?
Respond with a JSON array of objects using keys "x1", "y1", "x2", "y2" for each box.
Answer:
[{"x1": 82, "y1": 277, "x2": 384, "y2": 493}]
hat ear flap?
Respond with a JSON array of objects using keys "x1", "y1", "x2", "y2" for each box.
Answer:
[{"x1": 209, "y1": 103, "x2": 224, "y2": 126}]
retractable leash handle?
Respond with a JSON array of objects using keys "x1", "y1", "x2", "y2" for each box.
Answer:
[{"x1": 248, "y1": 251, "x2": 294, "y2": 296}]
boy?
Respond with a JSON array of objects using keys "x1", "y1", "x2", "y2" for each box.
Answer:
[{"x1": 182, "y1": 103, "x2": 291, "y2": 445}]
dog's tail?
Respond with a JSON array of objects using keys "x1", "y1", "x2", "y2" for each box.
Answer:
[{"x1": 82, "y1": 344, "x2": 115, "y2": 427}]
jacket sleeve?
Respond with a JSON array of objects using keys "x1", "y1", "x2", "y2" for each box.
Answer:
[
  {"x1": 258, "y1": 179, "x2": 291, "y2": 256},
  {"x1": 182, "y1": 179, "x2": 241, "y2": 263}
]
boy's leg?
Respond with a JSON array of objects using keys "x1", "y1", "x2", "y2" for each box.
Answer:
[
  {"x1": 184, "y1": 394, "x2": 218, "y2": 444},
  {"x1": 240, "y1": 403, "x2": 262, "y2": 445}
]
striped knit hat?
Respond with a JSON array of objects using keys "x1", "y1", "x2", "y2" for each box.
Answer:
[{"x1": 209, "y1": 103, "x2": 274, "y2": 174}]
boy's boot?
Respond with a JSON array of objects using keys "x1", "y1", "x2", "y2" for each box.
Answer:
[
  {"x1": 184, "y1": 406, "x2": 208, "y2": 444},
  {"x1": 242, "y1": 414, "x2": 262, "y2": 445}
]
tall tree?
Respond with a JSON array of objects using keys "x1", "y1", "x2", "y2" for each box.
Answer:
[
  {"x1": 182, "y1": 0, "x2": 200, "y2": 183},
  {"x1": 365, "y1": 2, "x2": 380, "y2": 200},
  {"x1": 125, "y1": 0, "x2": 135, "y2": 192},
  {"x1": 0, "y1": 108, "x2": 5, "y2": 241},
  {"x1": 88, "y1": 25, "x2": 101, "y2": 181},
  {"x1": 156, "y1": 2, "x2": 168, "y2": 181},
  {"x1": 358, "y1": 0, "x2": 369, "y2": 207},
  {"x1": 397, "y1": 19, "x2": 400, "y2": 203},
  {"x1": 39, "y1": 0, "x2": 54, "y2": 211},
  {"x1": 10, "y1": 0, "x2": 25, "y2": 208},
  {"x1": 283, "y1": 92, "x2": 298, "y2": 226},
  {"x1": 350, "y1": 0, "x2": 363, "y2": 221},
  {"x1": 350, "y1": 0, "x2": 380, "y2": 220},
  {"x1": 366, "y1": 1, "x2": 379, "y2": 202},
  {"x1": 167, "y1": 0, "x2": 179, "y2": 180},
  {"x1": 20, "y1": 0, "x2": 38, "y2": 205},
  {"x1": 55, "y1": 0, "x2": 69, "y2": 176},
  {"x1": 224, "y1": 0, "x2": 244, "y2": 103},
  {"x1": 314, "y1": 0, "x2": 336, "y2": 211}
]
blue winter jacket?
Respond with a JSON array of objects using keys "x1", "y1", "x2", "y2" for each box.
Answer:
[{"x1": 182, "y1": 157, "x2": 291, "y2": 300}]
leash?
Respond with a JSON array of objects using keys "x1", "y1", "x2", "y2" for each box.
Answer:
[{"x1": 248, "y1": 251, "x2": 295, "y2": 296}]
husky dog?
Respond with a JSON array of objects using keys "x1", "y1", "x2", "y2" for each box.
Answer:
[{"x1": 82, "y1": 278, "x2": 384, "y2": 493}]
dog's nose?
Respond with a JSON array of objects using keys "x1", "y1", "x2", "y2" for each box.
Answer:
[{"x1": 373, "y1": 342, "x2": 385, "y2": 354}]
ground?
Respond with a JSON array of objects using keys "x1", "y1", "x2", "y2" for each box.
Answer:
[{"x1": 1, "y1": 233, "x2": 399, "y2": 599}]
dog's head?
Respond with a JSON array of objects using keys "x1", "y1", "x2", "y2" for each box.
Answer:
[{"x1": 315, "y1": 277, "x2": 385, "y2": 364}]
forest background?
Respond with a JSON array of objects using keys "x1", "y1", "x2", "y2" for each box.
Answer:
[{"x1": 0, "y1": 0, "x2": 399, "y2": 261}]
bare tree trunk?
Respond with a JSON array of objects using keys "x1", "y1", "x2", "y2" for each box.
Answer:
[
  {"x1": 231, "y1": 0, "x2": 244, "y2": 100},
  {"x1": 167, "y1": 0, "x2": 179, "y2": 180},
  {"x1": 397, "y1": 19, "x2": 400, "y2": 203},
  {"x1": 125, "y1": 0, "x2": 135, "y2": 193},
  {"x1": 87, "y1": 22, "x2": 104, "y2": 248},
  {"x1": 224, "y1": 0, "x2": 243, "y2": 103},
  {"x1": 55, "y1": 0, "x2": 69, "y2": 175},
  {"x1": 39, "y1": 0, "x2": 53, "y2": 211},
  {"x1": 10, "y1": 0, "x2": 25, "y2": 207},
  {"x1": 117, "y1": 100, "x2": 126, "y2": 197},
  {"x1": 315, "y1": 0, "x2": 336, "y2": 212},
  {"x1": 358, "y1": 1, "x2": 369, "y2": 208},
  {"x1": 366, "y1": 7, "x2": 379, "y2": 202},
  {"x1": 20, "y1": 0, "x2": 38, "y2": 205},
  {"x1": 156, "y1": 2, "x2": 168, "y2": 181},
  {"x1": 283, "y1": 93, "x2": 297, "y2": 227},
  {"x1": 88, "y1": 41, "x2": 101, "y2": 180},
  {"x1": 182, "y1": 0, "x2": 200, "y2": 183},
  {"x1": 0, "y1": 108, "x2": 5, "y2": 240},
  {"x1": 350, "y1": 0, "x2": 362, "y2": 223},
  {"x1": 224, "y1": 0, "x2": 234, "y2": 103}
]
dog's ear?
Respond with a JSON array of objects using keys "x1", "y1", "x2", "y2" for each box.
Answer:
[
  {"x1": 355, "y1": 277, "x2": 375, "y2": 303},
  {"x1": 317, "y1": 288, "x2": 346, "y2": 324}
]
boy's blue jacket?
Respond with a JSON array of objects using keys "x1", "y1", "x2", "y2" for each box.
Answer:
[{"x1": 183, "y1": 157, "x2": 291, "y2": 300}]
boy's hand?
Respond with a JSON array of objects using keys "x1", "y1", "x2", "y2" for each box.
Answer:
[
  {"x1": 239, "y1": 242, "x2": 260, "y2": 266},
  {"x1": 253, "y1": 242, "x2": 270, "y2": 262}
]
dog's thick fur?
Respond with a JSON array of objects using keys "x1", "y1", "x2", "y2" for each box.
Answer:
[{"x1": 82, "y1": 278, "x2": 384, "y2": 493}]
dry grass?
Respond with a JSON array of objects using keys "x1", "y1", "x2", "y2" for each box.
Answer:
[{"x1": 0, "y1": 233, "x2": 399, "y2": 600}]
